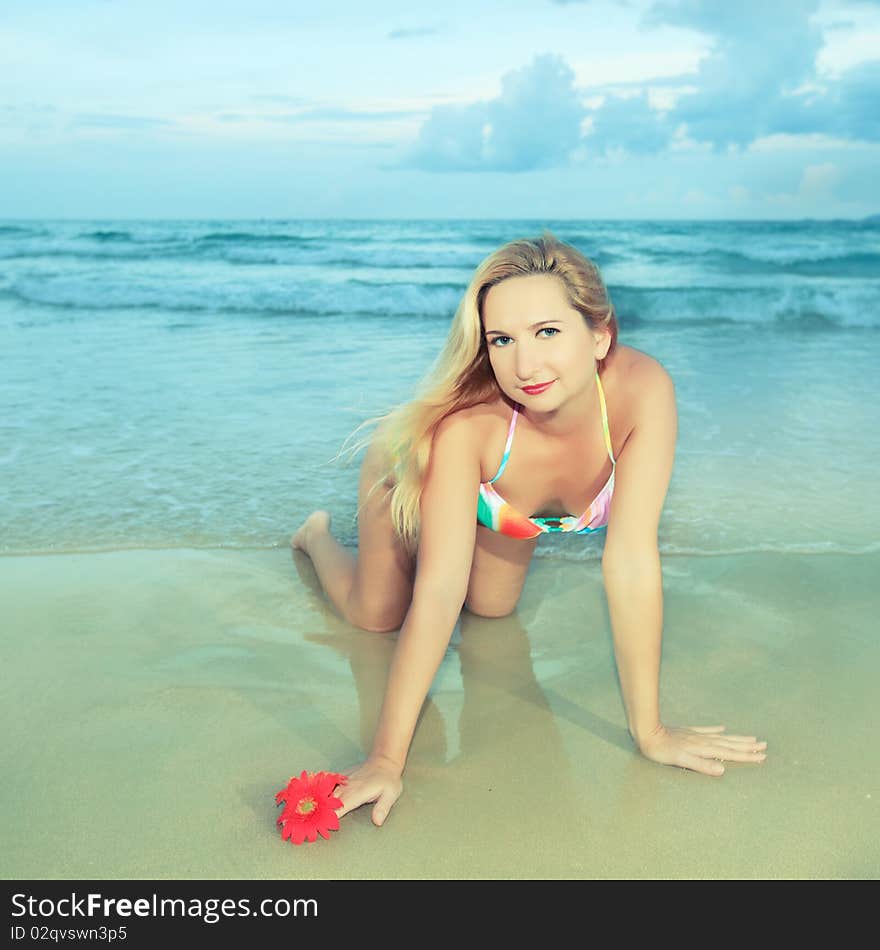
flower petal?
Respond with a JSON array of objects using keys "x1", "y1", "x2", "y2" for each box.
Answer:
[{"x1": 290, "y1": 824, "x2": 306, "y2": 845}]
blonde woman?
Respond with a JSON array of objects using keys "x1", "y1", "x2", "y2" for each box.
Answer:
[{"x1": 291, "y1": 231, "x2": 767, "y2": 827}]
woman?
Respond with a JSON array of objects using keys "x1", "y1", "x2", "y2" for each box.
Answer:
[{"x1": 292, "y1": 231, "x2": 767, "y2": 827}]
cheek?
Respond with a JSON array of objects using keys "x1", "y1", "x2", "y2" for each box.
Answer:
[
  {"x1": 487, "y1": 349, "x2": 506, "y2": 374},
  {"x1": 488, "y1": 351, "x2": 516, "y2": 389},
  {"x1": 561, "y1": 343, "x2": 593, "y2": 371}
]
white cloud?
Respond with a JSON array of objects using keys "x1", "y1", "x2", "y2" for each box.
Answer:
[
  {"x1": 799, "y1": 161, "x2": 840, "y2": 198},
  {"x1": 404, "y1": 53, "x2": 584, "y2": 171}
]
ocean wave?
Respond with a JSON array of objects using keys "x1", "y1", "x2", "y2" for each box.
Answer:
[
  {"x1": 639, "y1": 246, "x2": 880, "y2": 278},
  {"x1": 78, "y1": 229, "x2": 136, "y2": 242},
  {"x1": 0, "y1": 242, "x2": 477, "y2": 269},
  {"x1": 1, "y1": 275, "x2": 464, "y2": 319},
  {"x1": 535, "y1": 539, "x2": 880, "y2": 562},
  {"x1": 192, "y1": 231, "x2": 323, "y2": 246},
  {"x1": 612, "y1": 284, "x2": 880, "y2": 330},
  {"x1": 0, "y1": 224, "x2": 44, "y2": 236},
  {"x1": 3, "y1": 220, "x2": 879, "y2": 328},
  {"x1": 0, "y1": 242, "x2": 189, "y2": 262},
  {"x1": 7, "y1": 223, "x2": 875, "y2": 276},
  {"x1": 4, "y1": 538, "x2": 879, "y2": 559},
  {"x1": 5, "y1": 273, "x2": 879, "y2": 330}
]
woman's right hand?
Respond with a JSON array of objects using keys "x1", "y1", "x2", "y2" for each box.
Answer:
[{"x1": 334, "y1": 755, "x2": 403, "y2": 827}]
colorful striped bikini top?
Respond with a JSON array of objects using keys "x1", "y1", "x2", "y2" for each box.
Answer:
[{"x1": 476, "y1": 371, "x2": 615, "y2": 539}]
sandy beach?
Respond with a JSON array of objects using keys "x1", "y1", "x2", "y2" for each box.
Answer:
[{"x1": 2, "y1": 545, "x2": 876, "y2": 879}]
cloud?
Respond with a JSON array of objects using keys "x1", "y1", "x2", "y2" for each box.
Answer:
[
  {"x1": 272, "y1": 107, "x2": 425, "y2": 122},
  {"x1": 401, "y1": 2, "x2": 880, "y2": 171},
  {"x1": 387, "y1": 27, "x2": 441, "y2": 40},
  {"x1": 830, "y1": 59, "x2": 880, "y2": 141},
  {"x1": 403, "y1": 53, "x2": 585, "y2": 171},
  {"x1": 760, "y1": 162, "x2": 844, "y2": 209},
  {"x1": 71, "y1": 113, "x2": 173, "y2": 129},
  {"x1": 798, "y1": 162, "x2": 840, "y2": 198},
  {"x1": 645, "y1": 0, "x2": 825, "y2": 148},
  {"x1": 640, "y1": 0, "x2": 880, "y2": 147},
  {"x1": 779, "y1": 59, "x2": 880, "y2": 143},
  {"x1": 587, "y1": 91, "x2": 672, "y2": 154},
  {"x1": 249, "y1": 95, "x2": 310, "y2": 106}
]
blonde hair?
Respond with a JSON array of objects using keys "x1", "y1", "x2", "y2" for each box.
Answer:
[{"x1": 338, "y1": 229, "x2": 618, "y2": 557}]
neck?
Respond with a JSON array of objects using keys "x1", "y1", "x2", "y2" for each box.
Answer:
[{"x1": 520, "y1": 371, "x2": 600, "y2": 440}]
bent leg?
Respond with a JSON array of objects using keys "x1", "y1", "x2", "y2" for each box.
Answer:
[
  {"x1": 292, "y1": 430, "x2": 415, "y2": 633},
  {"x1": 345, "y1": 432, "x2": 416, "y2": 631},
  {"x1": 464, "y1": 526, "x2": 538, "y2": 618}
]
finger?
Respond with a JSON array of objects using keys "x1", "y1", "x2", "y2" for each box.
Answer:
[
  {"x1": 715, "y1": 737, "x2": 767, "y2": 752},
  {"x1": 704, "y1": 745, "x2": 767, "y2": 764},
  {"x1": 681, "y1": 752, "x2": 725, "y2": 777},
  {"x1": 686, "y1": 725, "x2": 727, "y2": 734},
  {"x1": 331, "y1": 772, "x2": 354, "y2": 796},
  {"x1": 371, "y1": 787, "x2": 400, "y2": 827},
  {"x1": 334, "y1": 787, "x2": 375, "y2": 820}
]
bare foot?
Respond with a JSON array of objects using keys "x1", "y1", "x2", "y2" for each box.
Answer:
[{"x1": 291, "y1": 510, "x2": 332, "y2": 552}]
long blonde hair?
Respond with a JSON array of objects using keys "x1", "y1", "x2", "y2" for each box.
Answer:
[{"x1": 339, "y1": 229, "x2": 619, "y2": 556}]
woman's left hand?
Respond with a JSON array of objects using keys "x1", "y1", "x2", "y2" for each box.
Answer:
[{"x1": 635, "y1": 724, "x2": 767, "y2": 776}]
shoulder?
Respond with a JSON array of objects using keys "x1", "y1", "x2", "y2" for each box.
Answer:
[
  {"x1": 602, "y1": 350, "x2": 677, "y2": 557},
  {"x1": 430, "y1": 404, "x2": 488, "y2": 467},
  {"x1": 435, "y1": 398, "x2": 509, "y2": 445},
  {"x1": 613, "y1": 344, "x2": 673, "y2": 394},
  {"x1": 602, "y1": 345, "x2": 674, "y2": 457},
  {"x1": 434, "y1": 403, "x2": 485, "y2": 443},
  {"x1": 637, "y1": 352, "x2": 675, "y2": 419},
  {"x1": 432, "y1": 400, "x2": 510, "y2": 484},
  {"x1": 612, "y1": 346, "x2": 675, "y2": 427}
]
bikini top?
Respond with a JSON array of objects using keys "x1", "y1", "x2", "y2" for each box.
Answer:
[{"x1": 476, "y1": 371, "x2": 615, "y2": 538}]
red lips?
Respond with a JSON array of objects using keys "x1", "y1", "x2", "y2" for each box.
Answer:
[{"x1": 521, "y1": 380, "x2": 555, "y2": 395}]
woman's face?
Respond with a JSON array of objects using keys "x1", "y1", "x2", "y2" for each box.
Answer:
[{"x1": 482, "y1": 273, "x2": 609, "y2": 408}]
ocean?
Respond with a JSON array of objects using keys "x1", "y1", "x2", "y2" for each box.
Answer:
[{"x1": 1, "y1": 218, "x2": 878, "y2": 561}]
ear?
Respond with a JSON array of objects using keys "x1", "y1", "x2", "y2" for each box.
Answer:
[{"x1": 594, "y1": 329, "x2": 612, "y2": 360}]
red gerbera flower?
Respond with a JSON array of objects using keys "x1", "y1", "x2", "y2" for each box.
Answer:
[{"x1": 275, "y1": 770, "x2": 347, "y2": 845}]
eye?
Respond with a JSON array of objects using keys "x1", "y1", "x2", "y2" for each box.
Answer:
[{"x1": 488, "y1": 328, "x2": 560, "y2": 347}]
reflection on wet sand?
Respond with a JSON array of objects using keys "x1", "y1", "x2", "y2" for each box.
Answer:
[{"x1": 298, "y1": 561, "x2": 583, "y2": 865}]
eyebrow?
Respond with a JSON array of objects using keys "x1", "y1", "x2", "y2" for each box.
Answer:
[{"x1": 484, "y1": 319, "x2": 563, "y2": 336}]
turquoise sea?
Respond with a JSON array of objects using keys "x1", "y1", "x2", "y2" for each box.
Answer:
[{"x1": 1, "y1": 218, "x2": 878, "y2": 561}]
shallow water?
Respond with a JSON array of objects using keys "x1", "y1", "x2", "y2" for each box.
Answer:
[{"x1": 2, "y1": 219, "x2": 879, "y2": 563}]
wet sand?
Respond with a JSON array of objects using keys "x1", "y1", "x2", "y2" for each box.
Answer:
[{"x1": 1, "y1": 546, "x2": 877, "y2": 879}]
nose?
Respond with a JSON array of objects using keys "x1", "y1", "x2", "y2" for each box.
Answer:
[{"x1": 514, "y1": 340, "x2": 540, "y2": 382}]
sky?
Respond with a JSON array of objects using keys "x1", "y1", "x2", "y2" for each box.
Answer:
[{"x1": 2, "y1": 0, "x2": 879, "y2": 219}]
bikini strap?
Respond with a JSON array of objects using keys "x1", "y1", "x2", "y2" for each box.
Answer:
[
  {"x1": 596, "y1": 372, "x2": 616, "y2": 465},
  {"x1": 488, "y1": 404, "x2": 519, "y2": 483}
]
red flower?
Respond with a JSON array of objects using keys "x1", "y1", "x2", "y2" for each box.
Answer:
[{"x1": 275, "y1": 770, "x2": 347, "y2": 845}]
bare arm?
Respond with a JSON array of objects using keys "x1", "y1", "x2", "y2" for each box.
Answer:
[
  {"x1": 601, "y1": 360, "x2": 677, "y2": 745},
  {"x1": 602, "y1": 361, "x2": 768, "y2": 776},
  {"x1": 603, "y1": 550, "x2": 664, "y2": 744},
  {"x1": 369, "y1": 411, "x2": 479, "y2": 770},
  {"x1": 333, "y1": 413, "x2": 481, "y2": 824}
]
